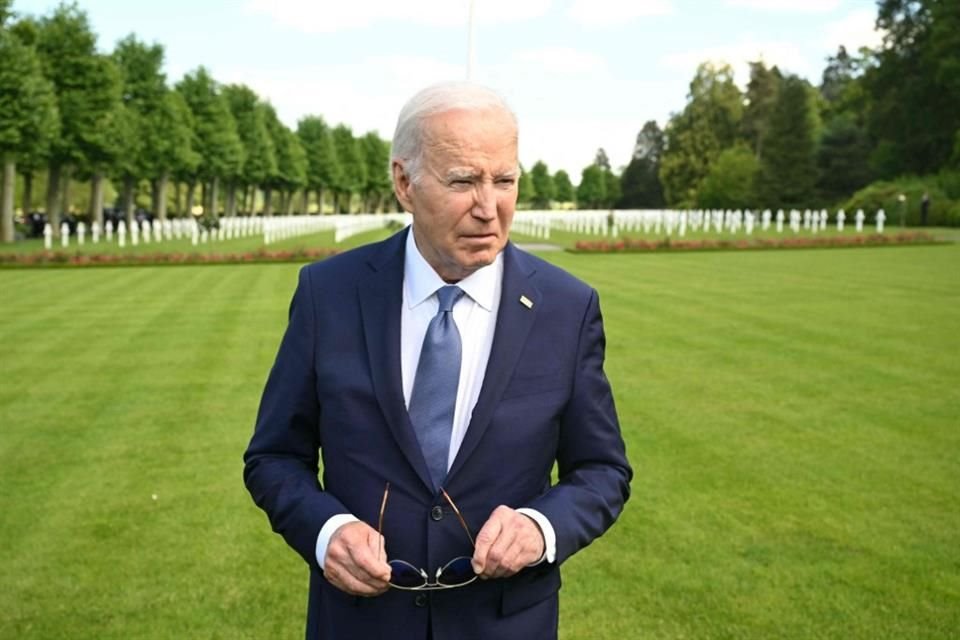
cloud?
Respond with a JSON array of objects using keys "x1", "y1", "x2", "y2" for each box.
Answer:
[
  {"x1": 724, "y1": 0, "x2": 841, "y2": 12},
  {"x1": 512, "y1": 47, "x2": 607, "y2": 74},
  {"x1": 566, "y1": 0, "x2": 674, "y2": 27},
  {"x1": 821, "y1": 9, "x2": 883, "y2": 52},
  {"x1": 661, "y1": 40, "x2": 814, "y2": 86},
  {"x1": 243, "y1": 0, "x2": 551, "y2": 33}
]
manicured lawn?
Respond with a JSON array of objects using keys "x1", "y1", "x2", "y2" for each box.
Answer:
[{"x1": 1, "y1": 239, "x2": 958, "y2": 638}]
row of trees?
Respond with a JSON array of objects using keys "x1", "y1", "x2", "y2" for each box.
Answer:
[
  {"x1": 0, "y1": 1, "x2": 393, "y2": 241},
  {"x1": 647, "y1": 0, "x2": 959, "y2": 213}
]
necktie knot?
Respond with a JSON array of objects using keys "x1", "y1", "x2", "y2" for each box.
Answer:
[{"x1": 436, "y1": 285, "x2": 465, "y2": 313}]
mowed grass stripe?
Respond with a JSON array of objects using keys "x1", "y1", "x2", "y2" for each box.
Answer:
[{"x1": 1, "y1": 245, "x2": 958, "y2": 639}]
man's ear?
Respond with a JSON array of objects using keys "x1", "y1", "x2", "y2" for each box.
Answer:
[{"x1": 392, "y1": 161, "x2": 414, "y2": 213}]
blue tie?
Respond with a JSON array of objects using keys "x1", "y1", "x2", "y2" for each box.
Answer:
[{"x1": 409, "y1": 285, "x2": 466, "y2": 491}]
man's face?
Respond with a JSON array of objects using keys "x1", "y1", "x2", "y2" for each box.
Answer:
[{"x1": 393, "y1": 107, "x2": 519, "y2": 283}]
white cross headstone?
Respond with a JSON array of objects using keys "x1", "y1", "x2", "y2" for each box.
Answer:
[
  {"x1": 106, "y1": 220, "x2": 114, "y2": 242},
  {"x1": 92, "y1": 221, "x2": 101, "y2": 244},
  {"x1": 819, "y1": 210, "x2": 828, "y2": 231},
  {"x1": 130, "y1": 219, "x2": 140, "y2": 246},
  {"x1": 776, "y1": 210, "x2": 784, "y2": 233},
  {"x1": 43, "y1": 223, "x2": 52, "y2": 250},
  {"x1": 141, "y1": 219, "x2": 151, "y2": 243},
  {"x1": 201, "y1": 229, "x2": 209, "y2": 244},
  {"x1": 77, "y1": 222, "x2": 86, "y2": 245},
  {"x1": 790, "y1": 210, "x2": 801, "y2": 233},
  {"x1": 118, "y1": 220, "x2": 127, "y2": 247},
  {"x1": 60, "y1": 223, "x2": 70, "y2": 248},
  {"x1": 876, "y1": 209, "x2": 886, "y2": 233},
  {"x1": 762, "y1": 209, "x2": 771, "y2": 231},
  {"x1": 836, "y1": 210, "x2": 845, "y2": 231},
  {"x1": 855, "y1": 209, "x2": 865, "y2": 232},
  {"x1": 745, "y1": 210, "x2": 755, "y2": 235}
]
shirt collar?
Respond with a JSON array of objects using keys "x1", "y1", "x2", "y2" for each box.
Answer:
[{"x1": 404, "y1": 225, "x2": 501, "y2": 312}]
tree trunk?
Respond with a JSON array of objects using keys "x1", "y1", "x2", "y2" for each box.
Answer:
[
  {"x1": 122, "y1": 176, "x2": 136, "y2": 227},
  {"x1": 186, "y1": 181, "x2": 196, "y2": 217},
  {"x1": 46, "y1": 162, "x2": 62, "y2": 236},
  {"x1": 156, "y1": 173, "x2": 169, "y2": 220},
  {"x1": 60, "y1": 166, "x2": 73, "y2": 219},
  {"x1": 285, "y1": 189, "x2": 295, "y2": 215},
  {"x1": 316, "y1": 187, "x2": 324, "y2": 214},
  {"x1": 89, "y1": 173, "x2": 105, "y2": 229},
  {"x1": 263, "y1": 187, "x2": 273, "y2": 217},
  {"x1": 300, "y1": 189, "x2": 309, "y2": 215},
  {"x1": 225, "y1": 183, "x2": 236, "y2": 217},
  {"x1": 210, "y1": 176, "x2": 219, "y2": 217},
  {"x1": 22, "y1": 171, "x2": 33, "y2": 215},
  {"x1": 173, "y1": 180, "x2": 181, "y2": 216},
  {"x1": 201, "y1": 182, "x2": 208, "y2": 216},
  {"x1": 1, "y1": 157, "x2": 15, "y2": 243}
]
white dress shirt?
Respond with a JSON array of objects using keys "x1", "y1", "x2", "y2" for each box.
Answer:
[{"x1": 315, "y1": 228, "x2": 556, "y2": 568}]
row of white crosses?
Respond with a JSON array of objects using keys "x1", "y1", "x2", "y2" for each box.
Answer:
[
  {"x1": 263, "y1": 213, "x2": 413, "y2": 245},
  {"x1": 42, "y1": 216, "x2": 266, "y2": 250},
  {"x1": 512, "y1": 208, "x2": 888, "y2": 238}
]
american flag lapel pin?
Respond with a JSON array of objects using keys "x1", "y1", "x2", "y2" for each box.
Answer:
[{"x1": 519, "y1": 295, "x2": 533, "y2": 309}]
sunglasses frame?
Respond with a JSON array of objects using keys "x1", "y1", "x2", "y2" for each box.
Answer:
[{"x1": 377, "y1": 482, "x2": 478, "y2": 591}]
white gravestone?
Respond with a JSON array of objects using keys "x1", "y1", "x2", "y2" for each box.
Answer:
[
  {"x1": 118, "y1": 220, "x2": 127, "y2": 248},
  {"x1": 855, "y1": 209, "x2": 865, "y2": 233},
  {"x1": 92, "y1": 221, "x2": 101, "y2": 244},
  {"x1": 77, "y1": 222, "x2": 86, "y2": 245},
  {"x1": 130, "y1": 220, "x2": 139, "y2": 246},
  {"x1": 106, "y1": 220, "x2": 114, "y2": 242},
  {"x1": 790, "y1": 210, "x2": 801, "y2": 233},
  {"x1": 141, "y1": 220, "x2": 151, "y2": 244},
  {"x1": 836, "y1": 210, "x2": 845, "y2": 231},
  {"x1": 876, "y1": 209, "x2": 886, "y2": 233},
  {"x1": 43, "y1": 223, "x2": 52, "y2": 250},
  {"x1": 776, "y1": 210, "x2": 784, "y2": 233},
  {"x1": 60, "y1": 223, "x2": 69, "y2": 248}
]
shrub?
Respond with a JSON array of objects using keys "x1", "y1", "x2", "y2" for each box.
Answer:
[{"x1": 842, "y1": 177, "x2": 956, "y2": 226}]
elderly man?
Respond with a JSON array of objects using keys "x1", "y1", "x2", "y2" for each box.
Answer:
[{"x1": 244, "y1": 82, "x2": 631, "y2": 640}]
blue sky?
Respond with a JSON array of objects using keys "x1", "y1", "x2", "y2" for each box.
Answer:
[{"x1": 14, "y1": 0, "x2": 882, "y2": 179}]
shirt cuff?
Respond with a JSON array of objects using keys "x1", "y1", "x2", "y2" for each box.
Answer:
[
  {"x1": 516, "y1": 508, "x2": 557, "y2": 565},
  {"x1": 315, "y1": 514, "x2": 361, "y2": 569}
]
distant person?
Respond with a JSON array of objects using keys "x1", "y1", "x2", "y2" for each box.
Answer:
[
  {"x1": 921, "y1": 192, "x2": 930, "y2": 226},
  {"x1": 243, "y1": 81, "x2": 632, "y2": 640}
]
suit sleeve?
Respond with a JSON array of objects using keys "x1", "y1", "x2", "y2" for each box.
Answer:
[
  {"x1": 526, "y1": 288, "x2": 632, "y2": 564},
  {"x1": 243, "y1": 266, "x2": 350, "y2": 570}
]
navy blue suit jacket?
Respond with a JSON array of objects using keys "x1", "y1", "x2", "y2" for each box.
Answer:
[{"x1": 244, "y1": 229, "x2": 631, "y2": 640}]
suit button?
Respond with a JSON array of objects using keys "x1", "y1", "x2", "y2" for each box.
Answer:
[
  {"x1": 415, "y1": 593, "x2": 428, "y2": 607},
  {"x1": 431, "y1": 506, "x2": 444, "y2": 521}
]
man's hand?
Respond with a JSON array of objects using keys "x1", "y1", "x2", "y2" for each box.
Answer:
[
  {"x1": 471, "y1": 506, "x2": 545, "y2": 579},
  {"x1": 323, "y1": 521, "x2": 392, "y2": 596}
]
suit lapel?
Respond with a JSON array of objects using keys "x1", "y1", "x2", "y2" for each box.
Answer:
[
  {"x1": 357, "y1": 229, "x2": 435, "y2": 493},
  {"x1": 447, "y1": 243, "x2": 540, "y2": 482}
]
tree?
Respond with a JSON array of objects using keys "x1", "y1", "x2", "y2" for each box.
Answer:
[
  {"x1": 756, "y1": 75, "x2": 819, "y2": 209},
  {"x1": 659, "y1": 62, "x2": 744, "y2": 206},
  {"x1": 0, "y1": 21, "x2": 57, "y2": 242},
  {"x1": 696, "y1": 144, "x2": 759, "y2": 209},
  {"x1": 298, "y1": 116, "x2": 340, "y2": 214},
  {"x1": 35, "y1": 4, "x2": 122, "y2": 234},
  {"x1": 619, "y1": 121, "x2": 665, "y2": 208},
  {"x1": 331, "y1": 124, "x2": 365, "y2": 213},
  {"x1": 359, "y1": 131, "x2": 391, "y2": 212},
  {"x1": 603, "y1": 168, "x2": 621, "y2": 208},
  {"x1": 223, "y1": 84, "x2": 276, "y2": 215},
  {"x1": 863, "y1": 0, "x2": 960, "y2": 176},
  {"x1": 262, "y1": 103, "x2": 307, "y2": 215},
  {"x1": 553, "y1": 170, "x2": 574, "y2": 203},
  {"x1": 529, "y1": 161, "x2": 554, "y2": 208},
  {"x1": 576, "y1": 164, "x2": 606, "y2": 209},
  {"x1": 816, "y1": 114, "x2": 871, "y2": 204},
  {"x1": 517, "y1": 165, "x2": 534, "y2": 206},
  {"x1": 176, "y1": 67, "x2": 243, "y2": 217},
  {"x1": 741, "y1": 61, "x2": 782, "y2": 160}
]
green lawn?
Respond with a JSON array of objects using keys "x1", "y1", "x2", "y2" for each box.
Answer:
[{"x1": 1, "y1": 240, "x2": 958, "y2": 638}]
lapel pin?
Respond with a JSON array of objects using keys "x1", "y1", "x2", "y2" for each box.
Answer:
[{"x1": 519, "y1": 295, "x2": 533, "y2": 309}]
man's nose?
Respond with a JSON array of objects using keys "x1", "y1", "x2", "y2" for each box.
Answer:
[{"x1": 471, "y1": 182, "x2": 497, "y2": 220}]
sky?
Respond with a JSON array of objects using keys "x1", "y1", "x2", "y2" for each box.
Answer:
[{"x1": 14, "y1": 0, "x2": 884, "y2": 179}]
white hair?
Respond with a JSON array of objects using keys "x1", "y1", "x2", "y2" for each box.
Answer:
[{"x1": 390, "y1": 81, "x2": 518, "y2": 184}]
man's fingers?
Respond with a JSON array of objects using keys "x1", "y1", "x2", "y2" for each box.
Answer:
[
  {"x1": 471, "y1": 506, "x2": 545, "y2": 579},
  {"x1": 325, "y1": 522, "x2": 391, "y2": 596}
]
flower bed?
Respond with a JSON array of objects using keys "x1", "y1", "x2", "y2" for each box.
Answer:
[
  {"x1": 0, "y1": 247, "x2": 340, "y2": 268},
  {"x1": 571, "y1": 232, "x2": 941, "y2": 253}
]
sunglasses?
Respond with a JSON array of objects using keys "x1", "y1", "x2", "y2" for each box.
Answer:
[{"x1": 377, "y1": 482, "x2": 478, "y2": 590}]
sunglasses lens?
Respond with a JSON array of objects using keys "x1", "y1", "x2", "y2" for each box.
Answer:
[
  {"x1": 389, "y1": 560, "x2": 424, "y2": 588},
  {"x1": 438, "y1": 556, "x2": 476, "y2": 587}
]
